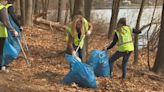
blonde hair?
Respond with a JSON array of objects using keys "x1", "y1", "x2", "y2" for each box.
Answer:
[{"x1": 71, "y1": 15, "x2": 84, "y2": 37}]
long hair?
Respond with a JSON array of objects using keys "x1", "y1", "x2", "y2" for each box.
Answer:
[
  {"x1": 71, "y1": 15, "x2": 84, "y2": 37},
  {"x1": 117, "y1": 18, "x2": 127, "y2": 34}
]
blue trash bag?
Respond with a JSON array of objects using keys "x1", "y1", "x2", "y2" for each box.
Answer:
[
  {"x1": 63, "y1": 54, "x2": 97, "y2": 88},
  {"x1": 87, "y1": 49, "x2": 110, "y2": 77},
  {"x1": 7, "y1": 15, "x2": 21, "y2": 53},
  {"x1": 2, "y1": 40, "x2": 18, "y2": 66},
  {"x1": 2, "y1": 15, "x2": 21, "y2": 66}
]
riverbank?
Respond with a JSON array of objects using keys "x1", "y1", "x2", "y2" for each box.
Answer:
[{"x1": 93, "y1": 5, "x2": 162, "y2": 10}]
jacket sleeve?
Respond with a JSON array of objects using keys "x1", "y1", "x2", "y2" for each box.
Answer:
[
  {"x1": 107, "y1": 33, "x2": 118, "y2": 50},
  {"x1": 8, "y1": 6, "x2": 21, "y2": 28},
  {"x1": 0, "y1": 8, "x2": 15, "y2": 32}
]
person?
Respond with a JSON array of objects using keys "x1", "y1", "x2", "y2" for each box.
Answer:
[
  {"x1": 0, "y1": 0, "x2": 18, "y2": 71},
  {"x1": 65, "y1": 15, "x2": 93, "y2": 62},
  {"x1": 5, "y1": 0, "x2": 23, "y2": 31},
  {"x1": 103, "y1": 18, "x2": 141, "y2": 82}
]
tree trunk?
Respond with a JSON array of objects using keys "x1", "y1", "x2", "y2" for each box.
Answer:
[
  {"x1": 14, "y1": 0, "x2": 20, "y2": 16},
  {"x1": 42, "y1": 0, "x2": 49, "y2": 19},
  {"x1": 69, "y1": 0, "x2": 74, "y2": 20},
  {"x1": 108, "y1": 0, "x2": 120, "y2": 38},
  {"x1": 57, "y1": 0, "x2": 62, "y2": 22},
  {"x1": 64, "y1": 2, "x2": 69, "y2": 24},
  {"x1": 25, "y1": 0, "x2": 33, "y2": 26},
  {"x1": 84, "y1": 0, "x2": 92, "y2": 21},
  {"x1": 153, "y1": 1, "x2": 164, "y2": 75},
  {"x1": 73, "y1": 0, "x2": 84, "y2": 18},
  {"x1": 20, "y1": 0, "x2": 26, "y2": 25},
  {"x1": 84, "y1": 0, "x2": 92, "y2": 62},
  {"x1": 34, "y1": 0, "x2": 39, "y2": 15},
  {"x1": 133, "y1": 0, "x2": 145, "y2": 64}
]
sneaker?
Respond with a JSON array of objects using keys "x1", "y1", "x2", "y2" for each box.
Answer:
[
  {"x1": 0, "y1": 66, "x2": 9, "y2": 73},
  {"x1": 1, "y1": 66, "x2": 6, "y2": 71}
]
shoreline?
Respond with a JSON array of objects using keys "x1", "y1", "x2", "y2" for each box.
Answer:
[{"x1": 92, "y1": 5, "x2": 162, "y2": 10}]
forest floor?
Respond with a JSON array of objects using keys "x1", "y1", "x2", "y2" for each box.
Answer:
[{"x1": 0, "y1": 25, "x2": 164, "y2": 92}]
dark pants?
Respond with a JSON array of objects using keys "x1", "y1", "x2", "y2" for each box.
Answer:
[
  {"x1": 109, "y1": 51, "x2": 131, "y2": 79},
  {"x1": 73, "y1": 44, "x2": 83, "y2": 60},
  {"x1": 0, "y1": 38, "x2": 6, "y2": 67}
]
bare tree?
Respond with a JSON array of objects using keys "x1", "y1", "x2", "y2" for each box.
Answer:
[
  {"x1": 25, "y1": 0, "x2": 33, "y2": 26},
  {"x1": 108, "y1": 0, "x2": 120, "y2": 38},
  {"x1": 42, "y1": 0, "x2": 49, "y2": 19},
  {"x1": 84, "y1": 0, "x2": 92, "y2": 21},
  {"x1": 153, "y1": 1, "x2": 164, "y2": 75},
  {"x1": 146, "y1": 0, "x2": 158, "y2": 70},
  {"x1": 57, "y1": 0, "x2": 62, "y2": 22},
  {"x1": 133, "y1": 0, "x2": 145, "y2": 64},
  {"x1": 20, "y1": 0, "x2": 26, "y2": 25},
  {"x1": 73, "y1": 0, "x2": 84, "y2": 18}
]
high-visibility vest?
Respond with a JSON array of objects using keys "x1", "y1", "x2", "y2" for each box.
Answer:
[
  {"x1": 115, "y1": 26, "x2": 134, "y2": 52},
  {"x1": 0, "y1": 4, "x2": 8, "y2": 38},
  {"x1": 65, "y1": 18, "x2": 89, "y2": 49},
  {"x1": 5, "y1": 4, "x2": 12, "y2": 9}
]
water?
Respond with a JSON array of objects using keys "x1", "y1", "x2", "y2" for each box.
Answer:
[
  {"x1": 48, "y1": 7, "x2": 162, "y2": 48},
  {"x1": 91, "y1": 7, "x2": 162, "y2": 48}
]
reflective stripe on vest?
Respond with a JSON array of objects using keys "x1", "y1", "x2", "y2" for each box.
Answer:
[
  {"x1": 65, "y1": 18, "x2": 89, "y2": 48},
  {"x1": 0, "y1": 4, "x2": 8, "y2": 38},
  {"x1": 5, "y1": 4, "x2": 12, "y2": 9},
  {"x1": 116, "y1": 26, "x2": 134, "y2": 52}
]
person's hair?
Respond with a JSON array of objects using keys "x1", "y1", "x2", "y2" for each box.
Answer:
[
  {"x1": 7, "y1": 0, "x2": 14, "y2": 4},
  {"x1": 118, "y1": 18, "x2": 126, "y2": 26},
  {"x1": 71, "y1": 15, "x2": 84, "y2": 37}
]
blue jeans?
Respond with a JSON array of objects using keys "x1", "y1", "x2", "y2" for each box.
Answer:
[
  {"x1": 109, "y1": 51, "x2": 131, "y2": 79},
  {"x1": 0, "y1": 38, "x2": 6, "y2": 67}
]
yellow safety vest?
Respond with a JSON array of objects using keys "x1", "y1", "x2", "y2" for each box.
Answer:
[
  {"x1": 0, "y1": 4, "x2": 8, "y2": 38},
  {"x1": 115, "y1": 26, "x2": 134, "y2": 52},
  {"x1": 65, "y1": 18, "x2": 89, "y2": 49},
  {"x1": 5, "y1": 4, "x2": 12, "y2": 9}
]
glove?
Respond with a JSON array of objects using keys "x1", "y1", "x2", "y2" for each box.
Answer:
[
  {"x1": 72, "y1": 50, "x2": 81, "y2": 62},
  {"x1": 87, "y1": 30, "x2": 92, "y2": 36},
  {"x1": 72, "y1": 50, "x2": 76, "y2": 56},
  {"x1": 13, "y1": 30, "x2": 18, "y2": 37}
]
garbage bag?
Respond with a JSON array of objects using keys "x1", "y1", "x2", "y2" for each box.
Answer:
[
  {"x1": 87, "y1": 49, "x2": 110, "y2": 77},
  {"x1": 63, "y1": 54, "x2": 97, "y2": 88},
  {"x1": 2, "y1": 40, "x2": 18, "y2": 66}
]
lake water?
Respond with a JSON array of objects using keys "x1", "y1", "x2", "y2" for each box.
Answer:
[{"x1": 91, "y1": 7, "x2": 162, "y2": 48}]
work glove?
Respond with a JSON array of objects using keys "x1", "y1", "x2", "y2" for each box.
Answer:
[
  {"x1": 13, "y1": 30, "x2": 18, "y2": 37},
  {"x1": 87, "y1": 30, "x2": 92, "y2": 36},
  {"x1": 72, "y1": 50, "x2": 81, "y2": 62}
]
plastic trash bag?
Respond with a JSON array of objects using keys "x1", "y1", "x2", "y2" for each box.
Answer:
[
  {"x1": 63, "y1": 54, "x2": 97, "y2": 88},
  {"x1": 87, "y1": 49, "x2": 110, "y2": 77},
  {"x1": 2, "y1": 40, "x2": 18, "y2": 66}
]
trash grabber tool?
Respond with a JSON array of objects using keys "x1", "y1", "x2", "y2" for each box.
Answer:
[
  {"x1": 73, "y1": 35, "x2": 86, "y2": 62},
  {"x1": 17, "y1": 37, "x2": 30, "y2": 65},
  {"x1": 21, "y1": 32, "x2": 31, "y2": 56}
]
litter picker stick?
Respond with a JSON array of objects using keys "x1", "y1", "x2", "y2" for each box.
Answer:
[
  {"x1": 17, "y1": 38, "x2": 30, "y2": 65},
  {"x1": 74, "y1": 35, "x2": 86, "y2": 56},
  {"x1": 72, "y1": 35, "x2": 86, "y2": 62},
  {"x1": 21, "y1": 33, "x2": 31, "y2": 55}
]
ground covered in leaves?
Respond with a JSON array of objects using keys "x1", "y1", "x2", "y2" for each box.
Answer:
[{"x1": 0, "y1": 25, "x2": 163, "y2": 92}]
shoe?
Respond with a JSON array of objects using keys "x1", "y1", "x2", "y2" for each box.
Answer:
[
  {"x1": 1, "y1": 66, "x2": 6, "y2": 71},
  {"x1": 0, "y1": 66, "x2": 9, "y2": 73}
]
